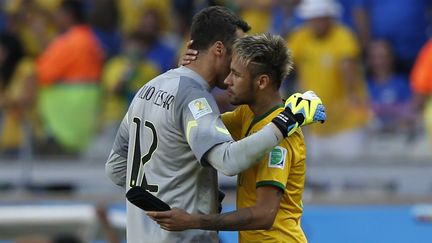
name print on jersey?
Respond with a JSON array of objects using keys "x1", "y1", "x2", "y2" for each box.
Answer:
[{"x1": 137, "y1": 85, "x2": 175, "y2": 110}]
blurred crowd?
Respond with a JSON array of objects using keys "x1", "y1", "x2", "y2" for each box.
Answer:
[{"x1": 0, "y1": 0, "x2": 431, "y2": 159}]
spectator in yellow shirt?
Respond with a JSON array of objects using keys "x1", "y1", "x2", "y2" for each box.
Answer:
[
  {"x1": 287, "y1": 0, "x2": 370, "y2": 160},
  {"x1": 101, "y1": 33, "x2": 160, "y2": 129}
]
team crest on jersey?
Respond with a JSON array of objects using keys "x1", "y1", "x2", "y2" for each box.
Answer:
[
  {"x1": 268, "y1": 146, "x2": 287, "y2": 169},
  {"x1": 188, "y1": 98, "x2": 212, "y2": 119}
]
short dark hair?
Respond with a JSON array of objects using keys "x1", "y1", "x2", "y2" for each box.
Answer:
[
  {"x1": 61, "y1": 0, "x2": 86, "y2": 24},
  {"x1": 233, "y1": 33, "x2": 294, "y2": 90},
  {"x1": 190, "y1": 6, "x2": 250, "y2": 52}
]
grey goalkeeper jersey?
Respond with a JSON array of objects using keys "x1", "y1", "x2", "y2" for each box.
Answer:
[{"x1": 107, "y1": 66, "x2": 232, "y2": 243}]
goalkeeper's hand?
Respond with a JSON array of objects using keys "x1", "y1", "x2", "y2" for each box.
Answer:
[
  {"x1": 285, "y1": 90, "x2": 326, "y2": 126},
  {"x1": 272, "y1": 91, "x2": 326, "y2": 137}
]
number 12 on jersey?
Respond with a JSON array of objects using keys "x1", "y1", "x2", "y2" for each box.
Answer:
[{"x1": 129, "y1": 117, "x2": 158, "y2": 192}]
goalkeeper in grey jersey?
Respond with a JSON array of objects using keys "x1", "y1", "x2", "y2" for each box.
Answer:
[{"x1": 105, "y1": 6, "x2": 325, "y2": 243}]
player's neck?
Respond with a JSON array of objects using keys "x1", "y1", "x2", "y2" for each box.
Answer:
[
  {"x1": 186, "y1": 56, "x2": 217, "y2": 88},
  {"x1": 250, "y1": 92, "x2": 283, "y2": 117}
]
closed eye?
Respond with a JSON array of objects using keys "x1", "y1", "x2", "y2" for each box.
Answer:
[{"x1": 230, "y1": 69, "x2": 240, "y2": 78}]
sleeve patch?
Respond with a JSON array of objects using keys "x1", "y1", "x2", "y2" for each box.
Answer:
[
  {"x1": 268, "y1": 146, "x2": 287, "y2": 169},
  {"x1": 188, "y1": 98, "x2": 213, "y2": 119}
]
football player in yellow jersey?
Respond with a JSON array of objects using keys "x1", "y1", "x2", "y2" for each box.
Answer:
[{"x1": 147, "y1": 33, "x2": 325, "y2": 242}]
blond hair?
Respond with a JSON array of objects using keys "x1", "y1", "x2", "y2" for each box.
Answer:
[{"x1": 233, "y1": 33, "x2": 294, "y2": 89}]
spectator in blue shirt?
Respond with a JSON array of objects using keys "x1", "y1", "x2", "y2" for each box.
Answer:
[
  {"x1": 354, "y1": 0, "x2": 432, "y2": 75},
  {"x1": 137, "y1": 7, "x2": 176, "y2": 73},
  {"x1": 366, "y1": 40, "x2": 414, "y2": 132}
]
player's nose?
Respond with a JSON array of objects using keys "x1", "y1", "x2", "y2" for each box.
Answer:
[{"x1": 224, "y1": 73, "x2": 232, "y2": 85}]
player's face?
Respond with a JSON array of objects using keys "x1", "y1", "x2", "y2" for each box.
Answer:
[
  {"x1": 215, "y1": 28, "x2": 247, "y2": 90},
  {"x1": 308, "y1": 16, "x2": 332, "y2": 37},
  {"x1": 214, "y1": 52, "x2": 232, "y2": 89},
  {"x1": 224, "y1": 55, "x2": 255, "y2": 106}
]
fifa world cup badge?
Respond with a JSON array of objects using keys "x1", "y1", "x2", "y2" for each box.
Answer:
[
  {"x1": 188, "y1": 98, "x2": 213, "y2": 119},
  {"x1": 268, "y1": 146, "x2": 287, "y2": 169}
]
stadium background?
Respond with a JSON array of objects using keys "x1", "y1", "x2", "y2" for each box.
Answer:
[{"x1": 0, "y1": 0, "x2": 432, "y2": 242}]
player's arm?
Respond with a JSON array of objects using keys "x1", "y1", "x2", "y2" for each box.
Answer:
[
  {"x1": 203, "y1": 91, "x2": 325, "y2": 176},
  {"x1": 203, "y1": 123, "x2": 283, "y2": 176},
  {"x1": 178, "y1": 89, "x2": 280, "y2": 177},
  {"x1": 352, "y1": 2, "x2": 371, "y2": 50},
  {"x1": 105, "y1": 114, "x2": 129, "y2": 188},
  {"x1": 147, "y1": 186, "x2": 282, "y2": 231}
]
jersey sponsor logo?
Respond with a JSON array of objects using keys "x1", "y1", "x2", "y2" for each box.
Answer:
[
  {"x1": 268, "y1": 146, "x2": 287, "y2": 169},
  {"x1": 188, "y1": 98, "x2": 212, "y2": 119}
]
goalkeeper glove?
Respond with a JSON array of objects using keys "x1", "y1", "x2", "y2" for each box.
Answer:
[
  {"x1": 271, "y1": 107, "x2": 300, "y2": 137},
  {"x1": 272, "y1": 91, "x2": 326, "y2": 137},
  {"x1": 285, "y1": 90, "x2": 326, "y2": 126}
]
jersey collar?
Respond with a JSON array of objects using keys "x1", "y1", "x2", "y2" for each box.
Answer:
[
  {"x1": 177, "y1": 66, "x2": 211, "y2": 91},
  {"x1": 244, "y1": 104, "x2": 284, "y2": 136}
]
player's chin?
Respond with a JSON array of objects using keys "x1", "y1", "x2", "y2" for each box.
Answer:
[{"x1": 228, "y1": 97, "x2": 241, "y2": 106}]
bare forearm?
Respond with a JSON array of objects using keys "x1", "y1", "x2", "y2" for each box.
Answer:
[
  {"x1": 353, "y1": 7, "x2": 370, "y2": 50},
  {"x1": 341, "y1": 59, "x2": 357, "y2": 90},
  {"x1": 148, "y1": 188, "x2": 280, "y2": 232},
  {"x1": 340, "y1": 59, "x2": 363, "y2": 102},
  {"x1": 195, "y1": 207, "x2": 271, "y2": 231}
]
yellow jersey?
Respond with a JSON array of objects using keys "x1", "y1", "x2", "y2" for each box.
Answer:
[
  {"x1": 0, "y1": 58, "x2": 35, "y2": 150},
  {"x1": 287, "y1": 23, "x2": 369, "y2": 135},
  {"x1": 117, "y1": 0, "x2": 170, "y2": 34},
  {"x1": 222, "y1": 104, "x2": 307, "y2": 243},
  {"x1": 238, "y1": 0, "x2": 272, "y2": 34}
]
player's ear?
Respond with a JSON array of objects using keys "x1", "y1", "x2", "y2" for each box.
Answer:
[
  {"x1": 256, "y1": 74, "x2": 270, "y2": 90},
  {"x1": 212, "y1": 41, "x2": 225, "y2": 56}
]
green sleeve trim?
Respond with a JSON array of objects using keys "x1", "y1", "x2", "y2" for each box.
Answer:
[
  {"x1": 252, "y1": 104, "x2": 284, "y2": 125},
  {"x1": 245, "y1": 104, "x2": 284, "y2": 136},
  {"x1": 256, "y1": 180, "x2": 285, "y2": 192}
]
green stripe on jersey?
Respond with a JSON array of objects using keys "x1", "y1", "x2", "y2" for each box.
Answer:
[{"x1": 256, "y1": 180, "x2": 285, "y2": 192}]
